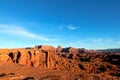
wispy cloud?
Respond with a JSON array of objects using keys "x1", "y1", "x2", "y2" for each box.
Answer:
[
  {"x1": 58, "y1": 24, "x2": 79, "y2": 31},
  {"x1": 0, "y1": 24, "x2": 50, "y2": 41},
  {"x1": 67, "y1": 25, "x2": 79, "y2": 30}
]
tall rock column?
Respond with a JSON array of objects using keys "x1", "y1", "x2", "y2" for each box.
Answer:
[
  {"x1": 34, "y1": 50, "x2": 40, "y2": 67},
  {"x1": 19, "y1": 50, "x2": 28, "y2": 65}
]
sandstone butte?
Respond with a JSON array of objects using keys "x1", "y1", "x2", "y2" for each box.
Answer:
[{"x1": 0, "y1": 45, "x2": 120, "y2": 80}]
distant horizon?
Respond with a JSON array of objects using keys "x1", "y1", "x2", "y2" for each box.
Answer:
[
  {"x1": 0, "y1": 44, "x2": 120, "y2": 50},
  {"x1": 0, "y1": 0, "x2": 120, "y2": 49}
]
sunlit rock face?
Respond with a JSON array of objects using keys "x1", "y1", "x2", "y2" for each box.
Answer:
[
  {"x1": 0, "y1": 45, "x2": 120, "y2": 79},
  {"x1": 35, "y1": 45, "x2": 55, "y2": 51},
  {"x1": 56, "y1": 45, "x2": 62, "y2": 53}
]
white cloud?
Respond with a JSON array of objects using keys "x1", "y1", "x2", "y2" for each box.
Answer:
[
  {"x1": 67, "y1": 25, "x2": 79, "y2": 30},
  {"x1": 58, "y1": 24, "x2": 79, "y2": 31},
  {"x1": 0, "y1": 24, "x2": 50, "y2": 41}
]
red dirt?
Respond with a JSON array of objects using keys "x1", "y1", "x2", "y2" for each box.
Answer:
[{"x1": 0, "y1": 45, "x2": 120, "y2": 80}]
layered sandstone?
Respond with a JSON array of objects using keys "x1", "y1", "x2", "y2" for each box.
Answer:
[{"x1": 0, "y1": 45, "x2": 120, "y2": 80}]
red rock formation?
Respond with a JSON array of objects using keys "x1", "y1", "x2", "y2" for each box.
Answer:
[
  {"x1": 0, "y1": 45, "x2": 120, "y2": 79},
  {"x1": 62, "y1": 47, "x2": 79, "y2": 53},
  {"x1": 56, "y1": 45, "x2": 62, "y2": 53},
  {"x1": 35, "y1": 45, "x2": 55, "y2": 51}
]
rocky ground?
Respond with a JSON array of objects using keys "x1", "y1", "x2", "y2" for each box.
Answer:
[{"x1": 0, "y1": 45, "x2": 120, "y2": 80}]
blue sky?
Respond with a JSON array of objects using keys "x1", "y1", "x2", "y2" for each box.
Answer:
[{"x1": 0, "y1": 0, "x2": 120, "y2": 49}]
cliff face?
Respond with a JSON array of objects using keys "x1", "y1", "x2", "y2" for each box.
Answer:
[
  {"x1": 0, "y1": 45, "x2": 85, "y2": 69},
  {"x1": 0, "y1": 46, "x2": 81, "y2": 71},
  {"x1": 0, "y1": 45, "x2": 120, "y2": 79},
  {"x1": 0, "y1": 49, "x2": 59, "y2": 69}
]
